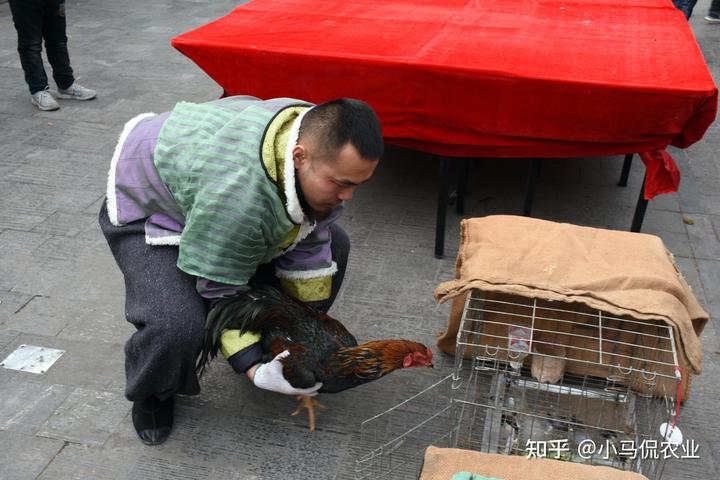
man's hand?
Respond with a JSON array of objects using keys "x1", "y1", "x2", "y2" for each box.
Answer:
[{"x1": 248, "y1": 350, "x2": 322, "y2": 396}]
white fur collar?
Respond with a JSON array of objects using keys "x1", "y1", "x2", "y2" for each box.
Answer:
[{"x1": 282, "y1": 109, "x2": 310, "y2": 224}]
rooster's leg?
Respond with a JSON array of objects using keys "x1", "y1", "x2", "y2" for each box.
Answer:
[{"x1": 290, "y1": 395, "x2": 327, "y2": 431}]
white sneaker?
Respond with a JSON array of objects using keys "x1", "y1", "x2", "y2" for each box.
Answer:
[
  {"x1": 704, "y1": 14, "x2": 720, "y2": 23},
  {"x1": 30, "y1": 87, "x2": 60, "y2": 111},
  {"x1": 55, "y1": 82, "x2": 96, "y2": 101}
]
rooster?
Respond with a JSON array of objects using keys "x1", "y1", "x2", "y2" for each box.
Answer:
[{"x1": 197, "y1": 286, "x2": 433, "y2": 430}]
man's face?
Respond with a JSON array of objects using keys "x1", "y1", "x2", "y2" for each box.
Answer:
[{"x1": 293, "y1": 142, "x2": 378, "y2": 215}]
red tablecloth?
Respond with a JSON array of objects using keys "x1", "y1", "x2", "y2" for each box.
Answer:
[{"x1": 172, "y1": 0, "x2": 717, "y2": 198}]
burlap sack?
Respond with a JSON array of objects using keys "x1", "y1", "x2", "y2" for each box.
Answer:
[{"x1": 419, "y1": 446, "x2": 649, "y2": 480}]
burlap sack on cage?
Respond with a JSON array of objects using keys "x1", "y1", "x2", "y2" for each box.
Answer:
[
  {"x1": 434, "y1": 215, "x2": 707, "y2": 399},
  {"x1": 419, "y1": 446, "x2": 649, "y2": 480}
]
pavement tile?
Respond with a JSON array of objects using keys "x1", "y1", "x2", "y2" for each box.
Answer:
[
  {"x1": 579, "y1": 158, "x2": 638, "y2": 187},
  {"x1": 651, "y1": 191, "x2": 682, "y2": 213},
  {"x1": 638, "y1": 209, "x2": 689, "y2": 235},
  {"x1": 673, "y1": 257, "x2": 707, "y2": 308},
  {"x1": 363, "y1": 222, "x2": 437, "y2": 253},
  {"x1": 0, "y1": 178, "x2": 53, "y2": 208},
  {"x1": 3, "y1": 293, "x2": 130, "y2": 342},
  {"x1": 0, "y1": 377, "x2": 73, "y2": 435},
  {"x1": 0, "y1": 230, "x2": 52, "y2": 262},
  {"x1": 121, "y1": 402, "x2": 352, "y2": 478},
  {"x1": 31, "y1": 209, "x2": 101, "y2": 237},
  {"x1": 1, "y1": 333, "x2": 125, "y2": 391},
  {"x1": 32, "y1": 235, "x2": 104, "y2": 262},
  {"x1": 7, "y1": 147, "x2": 95, "y2": 185},
  {"x1": 0, "y1": 204, "x2": 53, "y2": 232},
  {"x1": 0, "y1": 430, "x2": 65, "y2": 480},
  {"x1": 56, "y1": 295, "x2": 131, "y2": 343},
  {"x1": 37, "y1": 183, "x2": 107, "y2": 212},
  {"x1": 651, "y1": 230, "x2": 693, "y2": 259},
  {"x1": 379, "y1": 251, "x2": 442, "y2": 281},
  {"x1": 337, "y1": 216, "x2": 373, "y2": 247},
  {"x1": 0, "y1": 290, "x2": 34, "y2": 325},
  {"x1": 345, "y1": 245, "x2": 387, "y2": 277},
  {"x1": 675, "y1": 155, "x2": 706, "y2": 215},
  {"x1": 2, "y1": 295, "x2": 68, "y2": 337},
  {"x1": 256, "y1": 421, "x2": 351, "y2": 478},
  {"x1": 696, "y1": 259, "x2": 720, "y2": 319},
  {"x1": 0, "y1": 329, "x2": 20, "y2": 351},
  {"x1": 662, "y1": 455, "x2": 719, "y2": 480},
  {"x1": 33, "y1": 252, "x2": 124, "y2": 301},
  {"x1": 0, "y1": 258, "x2": 77, "y2": 298},
  {"x1": 686, "y1": 215, "x2": 720, "y2": 260},
  {"x1": 127, "y1": 456, "x2": 218, "y2": 480},
  {"x1": 701, "y1": 194, "x2": 720, "y2": 217},
  {"x1": 526, "y1": 157, "x2": 583, "y2": 184},
  {"x1": 38, "y1": 437, "x2": 256, "y2": 480},
  {"x1": 37, "y1": 387, "x2": 129, "y2": 445},
  {"x1": 36, "y1": 443, "x2": 135, "y2": 480}
]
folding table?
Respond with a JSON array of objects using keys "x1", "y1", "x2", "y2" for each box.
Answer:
[{"x1": 172, "y1": 0, "x2": 717, "y2": 256}]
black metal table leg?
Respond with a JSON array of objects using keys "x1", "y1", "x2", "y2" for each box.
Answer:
[
  {"x1": 435, "y1": 157, "x2": 450, "y2": 258},
  {"x1": 630, "y1": 174, "x2": 648, "y2": 232},
  {"x1": 456, "y1": 158, "x2": 470, "y2": 215},
  {"x1": 618, "y1": 153, "x2": 633, "y2": 187},
  {"x1": 523, "y1": 158, "x2": 542, "y2": 216}
]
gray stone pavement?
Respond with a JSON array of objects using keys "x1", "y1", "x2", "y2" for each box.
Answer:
[{"x1": 0, "y1": 1, "x2": 718, "y2": 479}]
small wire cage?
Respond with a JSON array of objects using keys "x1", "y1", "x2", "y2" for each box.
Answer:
[
  {"x1": 355, "y1": 374, "x2": 458, "y2": 480},
  {"x1": 355, "y1": 289, "x2": 681, "y2": 480}
]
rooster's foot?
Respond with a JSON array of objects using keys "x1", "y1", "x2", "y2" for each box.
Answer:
[{"x1": 290, "y1": 395, "x2": 327, "y2": 431}]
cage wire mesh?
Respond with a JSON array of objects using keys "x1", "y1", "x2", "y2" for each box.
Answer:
[{"x1": 355, "y1": 289, "x2": 681, "y2": 479}]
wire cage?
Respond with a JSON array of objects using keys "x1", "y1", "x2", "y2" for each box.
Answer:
[
  {"x1": 354, "y1": 374, "x2": 457, "y2": 480},
  {"x1": 355, "y1": 289, "x2": 681, "y2": 480}
]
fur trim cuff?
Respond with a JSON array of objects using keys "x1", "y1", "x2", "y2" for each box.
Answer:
[
  {"x1": 275, "y1": 261, "x2": 338, "y2": 280},
  {"x1": 145, "y1": 234, "x2": 181, "y2": 246}
]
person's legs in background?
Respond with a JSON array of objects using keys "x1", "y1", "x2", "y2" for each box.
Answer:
[
  {"x1": 8, "y1": 0, "x2": 94, "y2": 110},
  {"x1": 42, "y1": 0, "x2": 74, "y2": 90},
  {"x1": 672, "y1": 0, "x2": 698, "y2": 19},
  {"x1": 43, "y1": 0, "x2": 96, "y2": 101},
  {"x1": 8, "y1": 0, "x2": 59, "y2": 110},
  {"x1": 705, "y1": 0, "x2": 720, "y2": 22}
]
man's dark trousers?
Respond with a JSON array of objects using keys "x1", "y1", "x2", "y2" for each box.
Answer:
[{"x1": 8, "y1": 0, "x2": 74, "y2": 94}]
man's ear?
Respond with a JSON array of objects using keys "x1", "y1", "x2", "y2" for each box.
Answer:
[{"x1": 293, "y1": 144, "x2": 307, "y2": 169}]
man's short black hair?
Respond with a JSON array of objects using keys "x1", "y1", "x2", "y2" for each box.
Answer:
[{"x1": 298, "y1": 98, "x2": 384, "y2": 161}]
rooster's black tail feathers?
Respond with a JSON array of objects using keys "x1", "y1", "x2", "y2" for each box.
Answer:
[{"x1": 195, "y1": 286, "x2": 315, "y2": 375}]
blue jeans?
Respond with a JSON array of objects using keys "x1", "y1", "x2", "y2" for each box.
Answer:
[
  {"x1": 710, "y1": 0, "x2": 720, "y2": 16},
  {"x1": 8, "y1": 0, "x2": 75, "y2": 94},
  {"x1": 672, "y1": 0, "x2": 698, "y2": 19}
]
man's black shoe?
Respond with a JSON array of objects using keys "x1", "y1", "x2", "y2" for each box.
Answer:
[{"x1": 132, "y1": 396, "x2": 174, "y2": 445}]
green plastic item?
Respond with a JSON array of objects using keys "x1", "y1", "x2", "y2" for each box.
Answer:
[{"x1": 450, "y1": 472, "x2": 504, "y2": 480}]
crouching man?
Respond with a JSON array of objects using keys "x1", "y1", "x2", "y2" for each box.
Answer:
[{"x1": 100, "y1": 95, "x2": 383, "y2": 444}]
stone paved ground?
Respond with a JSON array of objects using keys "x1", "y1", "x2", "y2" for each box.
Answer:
[{"x1": 0, "y1": 1, "x2": 718, "y2": 479}]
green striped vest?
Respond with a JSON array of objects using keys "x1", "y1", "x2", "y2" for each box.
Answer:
[{"x1": 153, "y1": 96, "x2": 311, "y2": 285}]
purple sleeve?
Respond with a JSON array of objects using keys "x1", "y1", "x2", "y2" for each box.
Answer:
[
  {"x1": 275, "y1": 206, "x2": 342, "y2": 276},
  {"x1": 196, "y1": 278, "x2": 250, "y2": 302}
]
